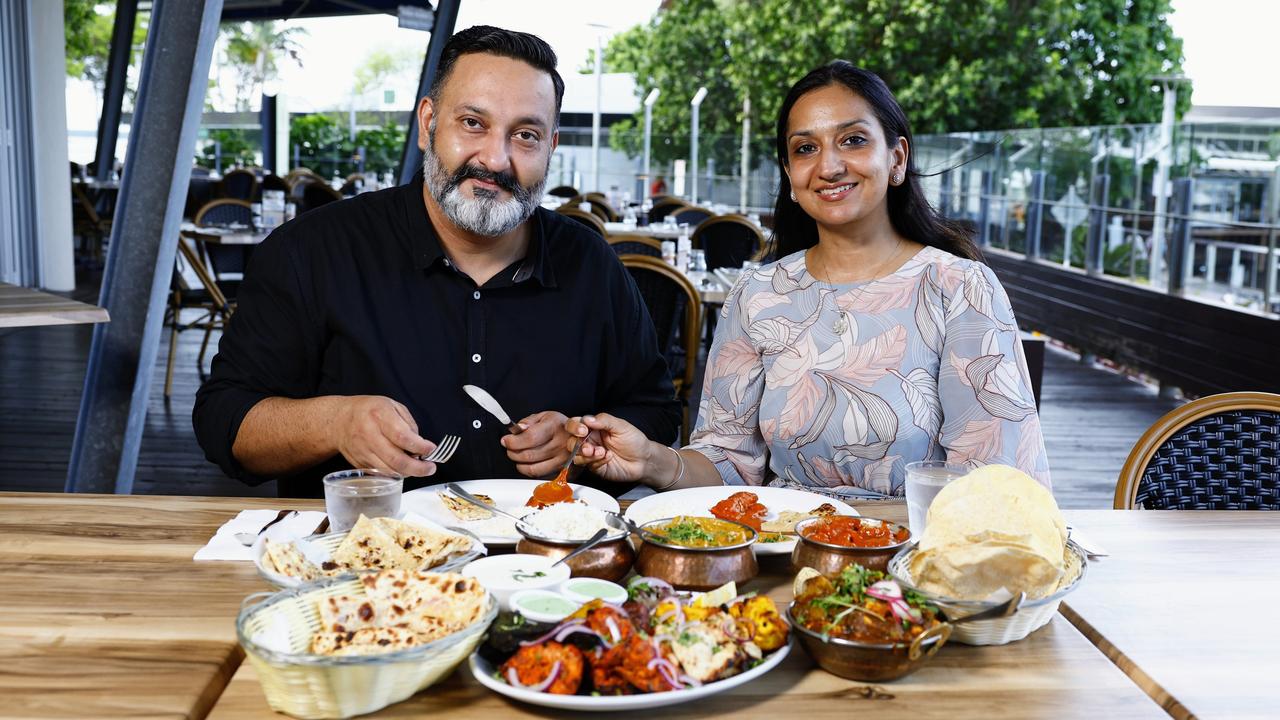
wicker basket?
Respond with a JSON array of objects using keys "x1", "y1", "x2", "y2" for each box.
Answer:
[
  {"x1": 237, "y1": 575, "x2": 497, "y2": 719},
  {"x1": 253, "y1": 526, "x2": 485, "y2": 589},
  {"x1": 887, "y1": 540, "x2": 1088, "y2": 646}
]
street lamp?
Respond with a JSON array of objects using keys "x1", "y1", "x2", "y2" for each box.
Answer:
[
  {"x1": 690, "y1": 86, "x2": 707, "y2": 205},
  {"x1": 589, "y1": 23, "x2": 608, "y2": 192},
  {"x1": 643, "y1": 88, "x2": 660, "y2": 200}
]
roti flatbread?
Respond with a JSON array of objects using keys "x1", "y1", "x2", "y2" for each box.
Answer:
[
  {"x1": 373, "y1": 516, "x2": 472, "y2": 569},
  {"x1": 440, "y1": 492, "x2": 495, "y2": 521},
  {"x1": 262, "y1": 537, "x2": 320, "y2": 580},
  {"x1": 331, "y1": 514, "x2": 416, "y2": 571}
]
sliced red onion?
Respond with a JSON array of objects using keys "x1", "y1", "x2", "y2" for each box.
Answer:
[
  {"x1": 677, "y1": 673, "x2": 703, "y2": 688},
  {"x1": 866, "y1": 580, "x2": 904, "y2": 601},
  {"x1": 505, "y1": 661, "x2": 561, "y2": 693},
  {"x1": 721, "y1": 616, "x2": 748, "y2": 641},
  {"x1": 604, "y1": 615, "x2": 623, "y2": 645},
  {"x1": 555, "y1": 625, "x2": 607, "y2": 645},
  {"x1": 521, "y1": 619, "x2": 586, "y2": 647},
  {"x1": 602, "y1": 602, "x2": 631, "y2": 618},
  {"x1": 726, "y1": 591, "x2": 759, "y2": 607},
  {"x1": 648, "y1": 657, "x2": 683, "y2": 690},
  {"x1": 629, "y1": 576, "x2": 676, "y2": 598}
]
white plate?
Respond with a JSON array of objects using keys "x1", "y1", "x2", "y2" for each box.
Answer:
[
  {"x1": 624, "y1": 486, "x2": 858, "y2": 555},
  {"x1": 469, "y1": 638, "x2": 791, "y2": 711},
  {"x1": 402, "y1": 480, "x2": 620, "y2": 547}
]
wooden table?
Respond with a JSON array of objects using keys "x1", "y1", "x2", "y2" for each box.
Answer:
[
  {"x1": 1062, "y1": 510, "x2": 1280, "y2": 720},
  {"x1": 0, "y1": 282, "x2": 110, "y2": 328},
  {"x1": 0, "y1": 492, "x2": 1170, "y2": 719}
]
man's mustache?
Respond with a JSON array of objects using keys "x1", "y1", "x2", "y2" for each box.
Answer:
[{"x1": 447, "y1": 163, "x2": 525, "y2": 198}]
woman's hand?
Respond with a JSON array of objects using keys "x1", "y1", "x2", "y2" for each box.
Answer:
[{"x1": 564, "y1": 414, "x2": 654, "y2": 484}]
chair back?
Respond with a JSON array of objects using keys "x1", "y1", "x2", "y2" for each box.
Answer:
[
  {"x1": 608, "y1": 236, "x2": 663, "y2": 258},
  {"x1": 692, "y1": 215, "x2": 764, "y2": 270},
  {"x1": 548, "y1": 185, "x2": 578, "y2": 198},
  {"x1": 194, "y1": 198, "x2": 253, "y2": 228},
  {"x1": 302, "y1": 182, "x2": 343, "y2": 212},
  {"x1": 556, "y1": 207, "x2": 606, "y2": 237},
  {"x1": 620, "y1": 255, "x2": 701, "y2": 444},
  {"x1": 219, "y1": 168, "x2": 258, "y2": 201},
  {"x1": 649, "y1": 197, "x2": 687, "y2": 223},
  {"x1": 286, "y1": 168, "x2": 326, "y2": 193},
  {"x1": 260, "y1": 174, "x2": 290, "y2": 195},
  {"x1": 1115, "y1": 391, "x2": 1280, "y2": 509},
  {"x1": 672, "y1": 205, "x2": 714, "y2": 226}
]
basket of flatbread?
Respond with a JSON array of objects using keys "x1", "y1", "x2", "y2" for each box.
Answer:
[
  {"x1": 237, "y1": 568, "x2": 497, "y2": 719},
  {"x1": 254, "y1": 513, "x2": 484, "y2": 589},
  {"x1": 887, "y1": 464, "x2": 1087, "y2": 646}
]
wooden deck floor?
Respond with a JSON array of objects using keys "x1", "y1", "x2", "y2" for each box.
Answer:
[{"x1": 0, "y1": 296, "x2": 1181, "y2": 506}]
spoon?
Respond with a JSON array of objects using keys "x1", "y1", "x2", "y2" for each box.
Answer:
[
  {"x1": 552, "y1": 527, "x2": 611, "y2": 567},
  {"x1": 615, "y1": 513, "x2": 674, "y2": 545},
  {"x1": 445, "y1": 483, "x2": 528, "y2": 525},
  {"x1": 945, "y1": 591, "x2": 1026, "y2": 626}
]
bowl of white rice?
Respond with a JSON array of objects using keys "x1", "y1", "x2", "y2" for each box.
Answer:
[{"x1": 515, "y1": 504, "x2": 633, "y2": 581}]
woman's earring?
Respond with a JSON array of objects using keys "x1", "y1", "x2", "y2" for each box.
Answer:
[
  {"x1": 789, "y1": 190, "x2": 797, "y2": 202},
  {"x1": 893, "y1": 173, "x2": 903, "y2": 185}
]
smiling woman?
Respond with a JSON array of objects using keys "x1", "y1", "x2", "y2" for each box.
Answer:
[{"x1": 567, "y1": 63, "x2": 1051, "y2": 502}]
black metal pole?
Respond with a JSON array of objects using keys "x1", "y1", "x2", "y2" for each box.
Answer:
[
  {"x1": 1086, "y1": 173, "x2": 1111, "y2": 276},
  {"x1": 1167, "y1": 178, "x2": 1194, "y2": 297},
  {"x1": 1025, "y1": 171, "x2": 1046, "y2": 260},
  {"x1": 67, "y1": 0, "x2": 225, "y2": 494},
  {"x1": 261, "y1": 93, "x2": 277, "y2": 174},
  {"x1": 398, "y1": 0, "x2": 461, "y2": 185},
  {"x1": 94, "y1": 0, "x2": 139, "y2": 182}
]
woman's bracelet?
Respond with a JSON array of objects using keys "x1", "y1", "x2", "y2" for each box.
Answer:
[{"x1": 653, "y1": 445, "x2": 685, "y2": 491}]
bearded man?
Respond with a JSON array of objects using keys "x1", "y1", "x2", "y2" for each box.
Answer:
[{"x1": 194, "y1": 26, "x2": 678, "y2": 497}]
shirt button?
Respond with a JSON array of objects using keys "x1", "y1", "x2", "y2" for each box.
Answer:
[
  {"x1": 472, "y1": 353, "x2": 481, "y2": 363},
  {"x1": 473, "y1": 291, "x2": 481, "y2": 300},
  {"x1": 472, "y1": 419, "x2": 482, "y2": 429},
  {"x1": 443, "y1": 258, "x2": 451, "y2": 266}
]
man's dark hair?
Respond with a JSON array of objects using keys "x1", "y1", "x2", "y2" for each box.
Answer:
[{"x1": 429, "y1": 25, "x2": 565, "y2": 120}]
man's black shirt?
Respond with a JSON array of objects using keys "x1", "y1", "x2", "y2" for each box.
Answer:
[{"x1": 193, "y1": 175, "x2": 679, "y2": 497}]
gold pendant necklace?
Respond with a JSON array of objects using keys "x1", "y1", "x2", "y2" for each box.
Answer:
[{"x1": 812, "y1": 239, "x2": 906, "y2": 335}]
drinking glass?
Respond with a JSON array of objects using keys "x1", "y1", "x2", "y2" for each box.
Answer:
[
  {"x1": 323, "y1": 469, "x2": 403, "y2": 533},
  {"x1": 904, "y1": 461, "x2": 968, "y2": 535}
]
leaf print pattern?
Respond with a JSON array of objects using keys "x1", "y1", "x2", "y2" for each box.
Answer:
[
  {"x1": 685, "y1": 246, "x2": 1052, "y2": 496},
  {"x1": 892, "y1": 368, "x2": 942, "y2": 434}
]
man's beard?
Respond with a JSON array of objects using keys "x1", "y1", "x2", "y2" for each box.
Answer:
[{"x1": 422, "y1": 127, "x2": 548, "y2": 237}]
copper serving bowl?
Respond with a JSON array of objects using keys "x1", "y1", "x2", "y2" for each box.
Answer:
[
  {"x1": 633, "y1": 517, "x2": 758, "y2": 591},
  {"x1": 515, "y1": 513, "x2": 634, "y2": 582},
  {"x1": 787, "y1": 601, "x2": 950, "y2": 682},
  {"x1": 791, "y1": 516, "x2": 912, "y2": 575}
]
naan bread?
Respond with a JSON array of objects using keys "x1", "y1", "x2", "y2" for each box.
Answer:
[
  {"x1": 263, "y1": 537, "x2": 320, "y2": 580},
  {"x1": 310, "y1": 626, "x2": 428, "y2": 656},
  {"x1": 440, "y1": 492, "x2": 494, "y2": 521},
  {"x1": 331, "y1": 514, "x2": 416, "y2": 571},
  {"x1": 360, "y1": 570, "x2": 488, "y2": 629},
  {"x1": 373, "y1": 516, "x2": 472, "y2": 569},
  {"x1": 760, "y1": 503, "x2": 839, "y2": 533}
]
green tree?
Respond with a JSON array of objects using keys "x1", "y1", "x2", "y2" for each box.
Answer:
[
  {"x1": 199, "y1": 128, "x2": 258, "y2": 168},
  {"x1": 64, "y1": 1, "x2": 150, "y2": 100},
  {"x1": 219, "y1": 21, "x2": 307, "y2": 111},
  {"x1": 599, "y1": 0, "x2": 1187, "y2": 169}
]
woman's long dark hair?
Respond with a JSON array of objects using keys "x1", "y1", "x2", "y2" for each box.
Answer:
[{"x1": 769, "y1": 61, "x2": 980, "y2": 262}]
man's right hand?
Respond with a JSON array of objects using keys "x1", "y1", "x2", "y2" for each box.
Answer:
[{"x1": 335, "y1": 395, "x2": 438, "y2": 477}]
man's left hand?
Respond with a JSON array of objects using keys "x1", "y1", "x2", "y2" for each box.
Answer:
[{"x1": 502, "y1": 410, "x2": 572, "y2": 478}]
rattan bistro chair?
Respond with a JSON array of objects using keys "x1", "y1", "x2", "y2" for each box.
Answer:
[
  {"x1": 692, "y1": 215, "x2": 764, "y2": 271},
  {"x1": 164, "y1": 239, "x2": 234, "y2": 397},
  {"x1": 556, "y1": 206, "x2": 606, "y2": 237},
  {"x1": 607, "y1": 235, "x2": 664, "y2": 258},
  {"x1": 1114, "y1": 391, "x2": 1280, "y2": 509},
  {"x1": 621, "y1": 255, "x2": 701, "y2": 445}
]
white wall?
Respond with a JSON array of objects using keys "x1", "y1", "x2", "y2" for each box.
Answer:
[{"x1": 29, "y1": 0, "x2": 74, "y2": 291}]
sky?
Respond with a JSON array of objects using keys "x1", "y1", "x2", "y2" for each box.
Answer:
[{"x1": 64, "y1": 0, "x2": 1280, "y2": 160}]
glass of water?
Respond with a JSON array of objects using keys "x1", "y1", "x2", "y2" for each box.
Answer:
[
  {"x1": 323, "y1": 469, "x2": 403, "y2": 533},
  {"x1": 904, "y1": 461, "x2": 968, "y2": 535}
]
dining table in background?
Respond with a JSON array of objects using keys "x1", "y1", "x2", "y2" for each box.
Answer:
[
  {"x1": 1, "y1": 491, "x2": 1182, "y2": 720},
  {"x1": 0, "y1": 281, "x2": 110, "y2": 329}
]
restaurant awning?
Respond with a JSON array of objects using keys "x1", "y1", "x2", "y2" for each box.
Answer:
[{"x1": 218, "y1": 0, "x2": 433, "y2": 22}]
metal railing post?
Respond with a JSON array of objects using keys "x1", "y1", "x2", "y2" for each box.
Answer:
[
  {"x1": 977, "y1": 170, "x2": 993, "y2": 247},
  {"x1": 1167, "y1": 178, "x2": 1194, "y2": 297},
  {"x1": 1086, "y1": 173, "x2": 1111, "y2": 276},
  {"x1": 1025, "y1": 171, "x2": 1046, "y2": 260}
]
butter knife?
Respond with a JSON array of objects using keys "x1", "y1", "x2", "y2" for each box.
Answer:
[{"x1": 462, "y1": 384, "x2": 524, "y2": 434}]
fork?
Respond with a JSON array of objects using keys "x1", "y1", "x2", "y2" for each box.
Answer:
[{"x1": 415, "y1": 434, "x2": 461, "y2": 464}]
